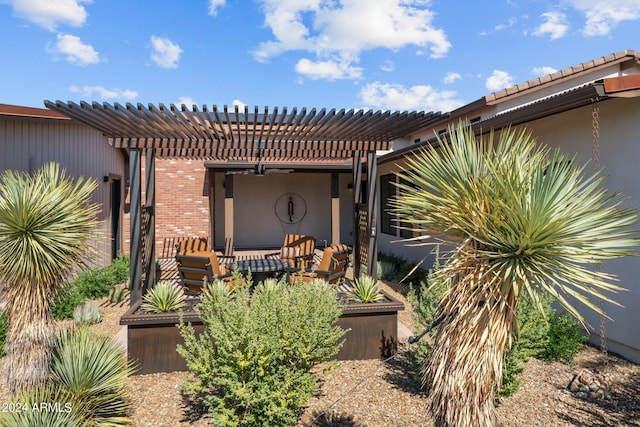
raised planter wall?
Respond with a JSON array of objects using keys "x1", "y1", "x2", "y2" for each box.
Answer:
[{"x1": 120, "y1": 292, "x2": 404, "y2": 375}]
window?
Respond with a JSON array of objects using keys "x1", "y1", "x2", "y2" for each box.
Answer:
[
  {"x1": 380, "y1": 174, "x2": 395, "y2": 235},
  {"x1": 398, "y1": 174, "x2": 417, "y2": 238}
]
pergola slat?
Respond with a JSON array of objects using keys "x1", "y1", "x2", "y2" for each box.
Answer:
[{"x1": 44, "y1": 101, "x2": 440, "y2": 160}]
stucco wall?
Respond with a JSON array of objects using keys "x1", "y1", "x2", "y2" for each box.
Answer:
[
  {"x1": 211, "y1": 172, "x2": 353, "y2": 249},
  {"x1": 522, "y1": 98, "x2": 640, "y2": 363},
  {"x1": 0, "y1": 118, "x2": 125, "y2": 267}
]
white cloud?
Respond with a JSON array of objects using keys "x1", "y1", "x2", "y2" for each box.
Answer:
[
  {"x1": 48, "y1": 33, "x2": 99, "y2": 65},
  {"x1": 359, "y1": 82, "x2": 464, "y2": 112},
  {"x1": 565, "y1": 0, "x2": 640, "y2": 36},
  {"x1": 486, "y1": 70, "x2": 515, "y2": 91},
  {"x1": 532, "y1": 66, "x2": 558, "y2": 76},
  {"x1": 208, "y1": 0, "x2": 226, "y2": 16},
  {"x1": 380, "y1": 60, "x2": 394, "y2": 73},
  {"x1": 533, "y1": 11, "x2": 568, "y2": 40},
  {"x1": 253, "y1": 0, "x2": 450, "y2": 80},
  {"x1": 177, "y1": 97, "x2": 196, "y2": 107},
  {"x1": 443, "y1": 72, "x2": 461, "y2": 84},
  {"x1": 232, "y1": 99, "x2": 247, "y2": 108},
  {"x1": 149, "y1": 36, "x2": 183, "y2": 69},
  {"x1": 295, "y1": 58, "x2": 363, "y2": 80},
  {"x1": 69, "y1": 85, "x2": 138, "y2": 100},
  {"x1": 5, "y1": 0, "x2": 90, "y2": 31}
]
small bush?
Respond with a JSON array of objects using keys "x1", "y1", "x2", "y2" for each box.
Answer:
[
  {"x1": 51, "y1": 284, "x2": 86, "y2": 320},
  {"x1": 376, "y1": 259, "x2": 396, "y2": 280},
  {"x1": 348, "y1": 275, "x2": 384, "y2": 303},
  {"x1": 498, "y1": 297, "x2": 588, "y2": 397},
  {"x1": 74, "y1": 255, "x2": 130, "y2": 300},
  {"x1": 141, "y1": 281, "x2": 186, "y2": 313},
  {"x1": 73, "y1": 301, "x2": 102, "y2": 325},
  {"x1": 0, "y1": 311, "x2": 8, "y2": 357},
  {"x1": 542, "y1": 313, "x2": 588, "y2": 363},
  {"x1": 178, "y1": 278, "x2": 346, "y2": 426}
]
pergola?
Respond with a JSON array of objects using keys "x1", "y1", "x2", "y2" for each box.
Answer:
[{"x1": 45, "y1": 101, "x2": 444, "y2": 302}]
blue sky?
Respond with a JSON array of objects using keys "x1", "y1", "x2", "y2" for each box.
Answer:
[{"x1": 1, "y1": 0, "x2": 639, "y2": 112}]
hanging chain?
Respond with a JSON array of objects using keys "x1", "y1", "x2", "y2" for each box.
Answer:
[
  {"x1": 592, "y1": 103, "x2": 601, "y2": 170},
  {"x1": 592, "y1": 101, "x2": 609, "y2": 366}
]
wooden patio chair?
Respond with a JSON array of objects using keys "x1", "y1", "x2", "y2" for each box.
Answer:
[
  {"x1": 287, "y1": 244, "x2": 351, "y2": 285},
  {"x1": 175, "y1": 237, "x2": 209, "y2": 256},
  {"x1": 266, "y1": 234, "x2": 317, "y2": 269},
  {"x1": 175, "y1": 251, "x2": 234, "y2": 293}
]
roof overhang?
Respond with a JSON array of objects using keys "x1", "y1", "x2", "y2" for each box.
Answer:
[
  {"x1": 44, "y1": 101, "x2": 443, "y2": 161},
  {"x1": 378, "y1": 82, "x2": 609, "y2": 164}
]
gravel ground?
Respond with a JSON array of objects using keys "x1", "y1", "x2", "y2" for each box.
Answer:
[{"x1": 1, "y1": 289, "x2": 639, "y2": 426}]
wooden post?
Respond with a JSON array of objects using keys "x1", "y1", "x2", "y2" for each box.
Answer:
[
  {"x1": 129, "y1": 141, "x2": 142, "y2": 305},
  {"x1": 366, "y1": 150, "x2": 378, "y2": 280},
  {"x1": 352, "y1": 150, "x2": 362, "y2": 278},
  {"x1": 331, "y1": 172, "x2": 340, "y2": 245},
  {"x1": 224, "y1": 174, "x2": 234, "y2": 249},
  {"x1": 144, "y1": 148, "x2": 156, "y2": 292}
]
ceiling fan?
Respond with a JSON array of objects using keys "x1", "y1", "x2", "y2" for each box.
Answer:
[{"x1": 225, "y1": 163, "x2": 294, "y2": 176}]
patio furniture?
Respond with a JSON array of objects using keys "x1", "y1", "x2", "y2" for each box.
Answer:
[
  {"x1": 229, "y1": 257, "x2": 290, "y2": 284},
  {"x1": 288, "y1": 244, "x2": 352, "y2": 285},
  {"x1": 175, "y1": 251, "x2": 234, "y2": 293},
  {"x1": 266, "y1": 234, "x2": 317, "y2": 269},
  {"x1": 175, "y1": 237, "x2": 209, "y2": 255}
]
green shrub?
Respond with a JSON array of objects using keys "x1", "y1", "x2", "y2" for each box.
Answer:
[
  {"x1": 141, "y1": 281, "x2": 186, "y2": 313},
  {"x1": 73, "y1": 255, "x2": 130, "y2": 300},
  {"x1": 0, "y1": 311, "x2": 7, "y2": 357},
  {"x1": 376, "y1": 259, "x2": 396, "y2": 280},
  {"x1": 73, "y1": 301, "x2": 102, "y2": 325},
  {"x1": 406, "y1": 277, "x2": 447, "y2": 381},
  {"x1": 109, "y1": 254, "x2": 130, "y2": 284},
  {"x1": 498, "y1": 297, "x2": 587, "y2": 397},
  {"x1": 497, "y1": 297, "x2": 551, "y2": 397},
  {"x1": 51, "y1": 284, "x2": 86, "y2": 320},
  {"x1": 348, "y1": 275, "x2": 384, "y2": 303},
  {"x1": 49, "y1": 327, "x2": 134, "y2": 426},
  {"x1": 542, "y1": 313, "x2": 588, "y2": 363},
  {"x1": 178, "y1": 278, "x2": 346, "y2": 426}
]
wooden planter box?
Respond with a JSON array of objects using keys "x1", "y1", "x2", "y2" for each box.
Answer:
[{"x1": 120, "y1": 292, "x2": 404, "y2": 375}]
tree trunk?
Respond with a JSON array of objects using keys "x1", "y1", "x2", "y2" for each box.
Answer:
[
  {"x1": 423, "y1": 260, "x2": 517, "y2": 427},
  {"x1": 4, "y1": 282, "x2": 56, "y2": 395}
]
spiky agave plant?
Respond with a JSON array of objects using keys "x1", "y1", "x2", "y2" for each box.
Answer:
[
  {"x1": 392, "y1": 122, "x2": 638, "y2": 427},
  {"x1": 348, "y1": 275, "x2": 384, "y2": 303},
  {"x1": 0, "y1": 163, "x2": 99, "y2": 395},
  {"x1": 141, "y1": 280, "x2": 186, "y2": 313}
]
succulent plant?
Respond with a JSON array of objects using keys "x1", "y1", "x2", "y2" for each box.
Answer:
[
  {"x1": 141, "y1": 281, "x2": 186, "y2": 313},
  {"x1": 348, "y1": 275, "x2": 384, "y2": 303},
  {"x1": 73, "y1": 301, "x2": 101, "y2": 325}
]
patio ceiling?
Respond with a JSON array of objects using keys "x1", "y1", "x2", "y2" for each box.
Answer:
[{"x1": 44, "y1": 101, "x2": 444, "y2": 160}]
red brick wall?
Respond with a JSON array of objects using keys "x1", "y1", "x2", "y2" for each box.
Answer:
[{"x1": 123, "y1": 157, "x2": 210, "y2": 256}]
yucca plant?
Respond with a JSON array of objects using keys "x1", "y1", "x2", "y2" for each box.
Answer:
[
  {"x1": 348, "y1": 275, "x2": 384, "y2": 303},
  {"x1": 141, "y1": 280, "x2": 186, "y2": 313},
  {"x1": 0, "y1": 384, "x2": 87, "y2": 427},
  {"x1": 49, "y1": 327, "x2": 134, "y2": 426},
  {"x1": 392, "y1": 122, "x2": 639, "y2": 427},
  {"x1": 0, "y1": 163, "x2": 99, "y2": 394}
]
